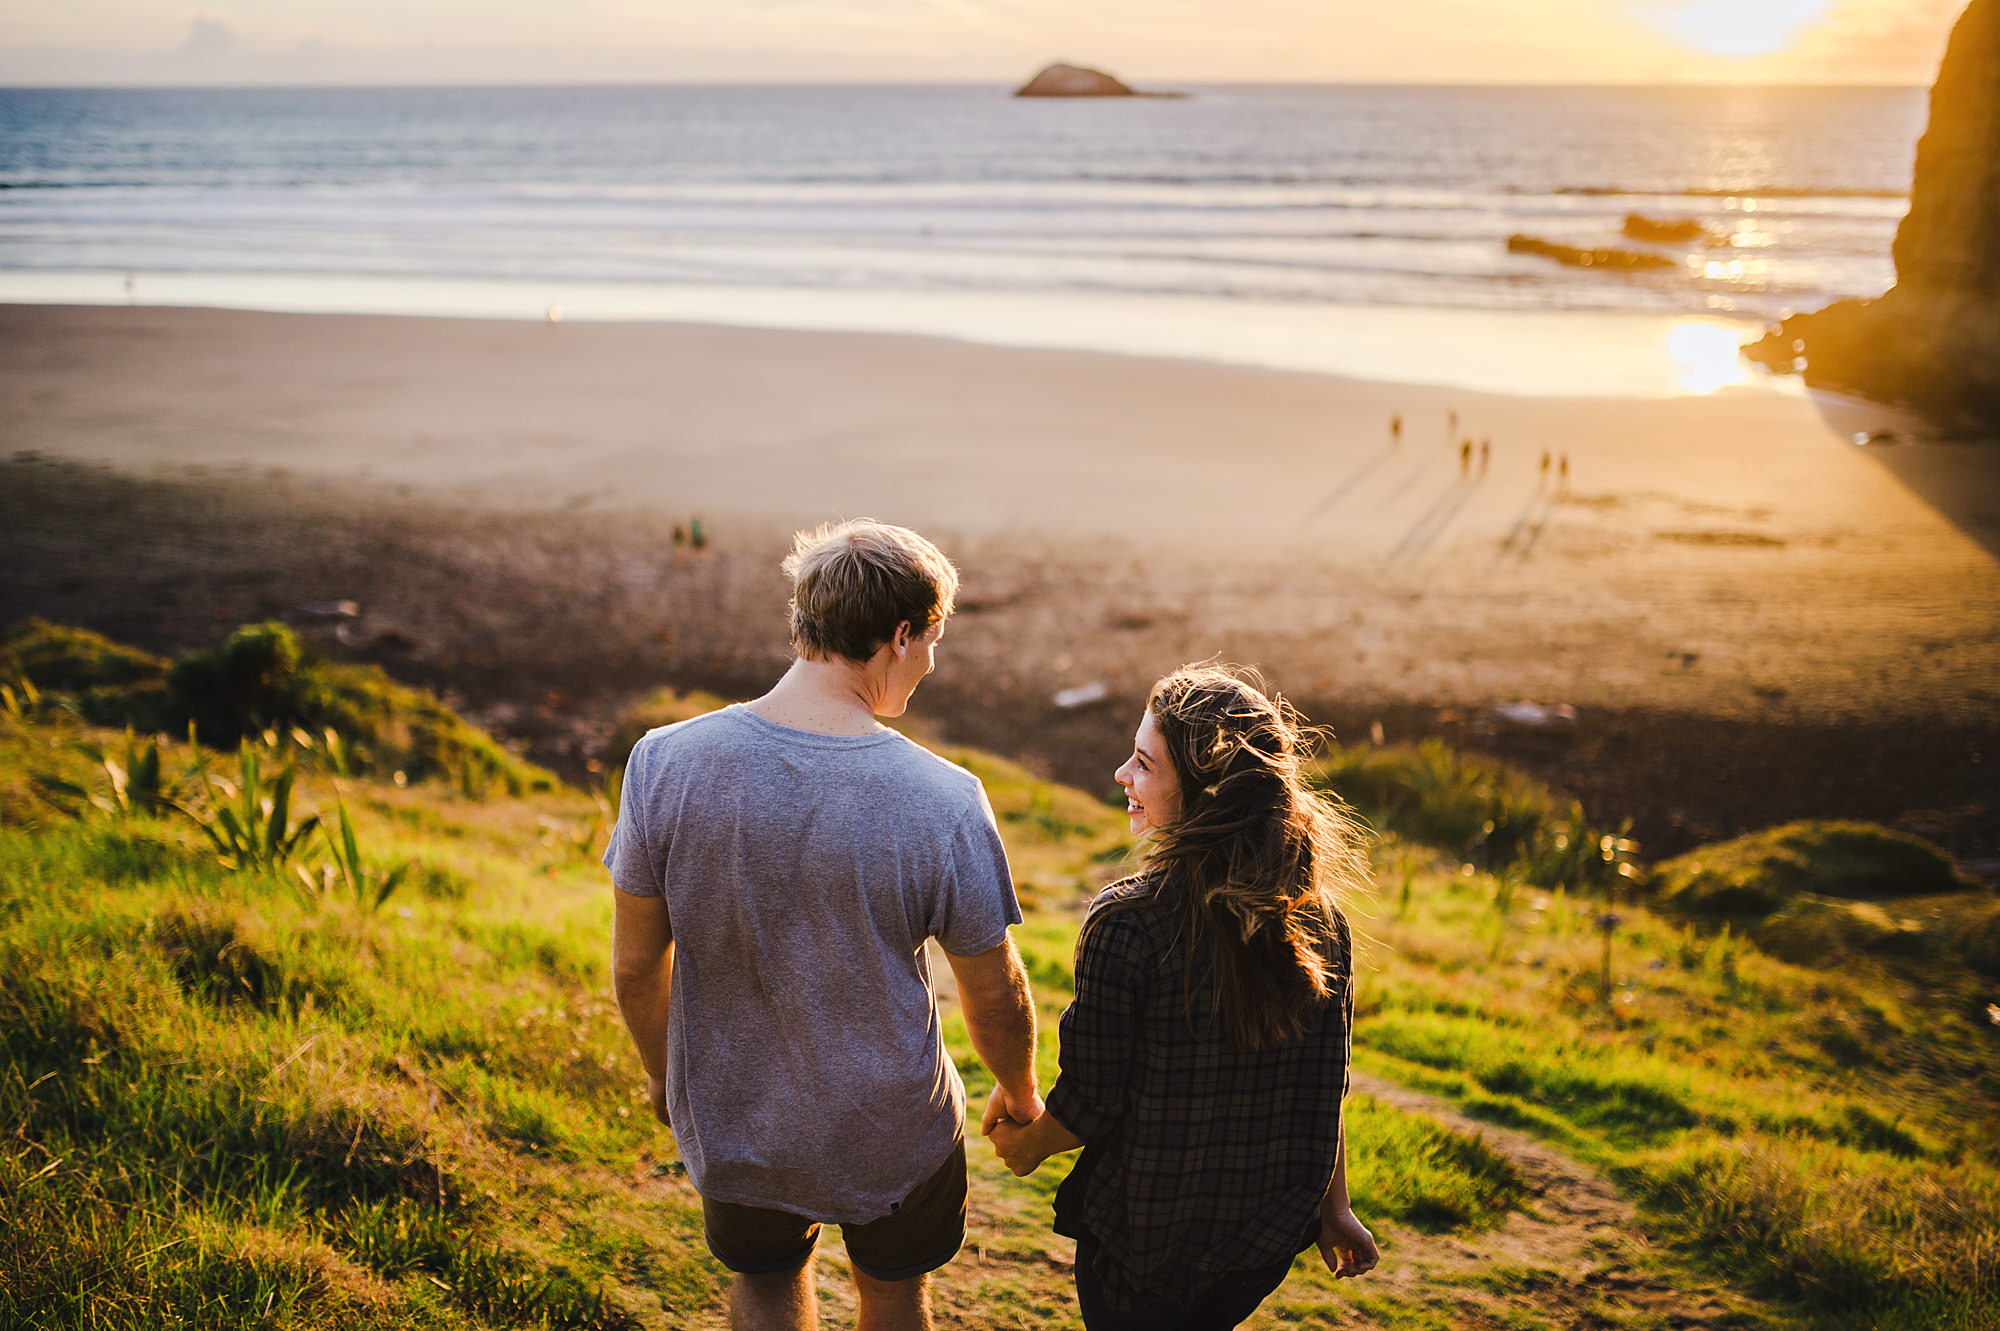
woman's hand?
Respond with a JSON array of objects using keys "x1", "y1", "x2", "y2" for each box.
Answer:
[
  {"x1": 1317, "y1": 1208, "x2": 1378, "y2": 1279},
  {"x1": 986, "y1": 1115, "x2": 1047, "y2": 1176}
]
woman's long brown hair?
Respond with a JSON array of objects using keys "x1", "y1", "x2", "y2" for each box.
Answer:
[{"x1": 1084, "y1": 664, "x2": 1366, "y2": 1051}]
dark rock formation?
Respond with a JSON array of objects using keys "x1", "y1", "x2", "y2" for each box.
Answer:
[
  {"x1": 1622, "y1": 214, "x2": 1711, "y2": 246},
  {"x1": 1014, "y1": 63, "x2": 1136, "y2": 97},
  {"x1": 1746, "y1": 0, "x2": 2000, "y2": 424},
  {"x1": 1506, "y1": 233, "x2": 1679, "y2": 272}
]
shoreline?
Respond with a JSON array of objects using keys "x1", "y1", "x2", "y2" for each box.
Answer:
[
  {"x1": 0, "y1": 271, "x2": 1791, "y2": 400},
  {"x1": 2, "y1": 301, "x2": 1996, "y2": 859}
]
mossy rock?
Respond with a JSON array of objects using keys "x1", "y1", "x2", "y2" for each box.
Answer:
[
  {"x1": 604, "y1": 686, "x2": 730, "y2": 770},
  {"x1": 1648, "y1": 821, "x2": 1979, "y2": 918},
  {"x1": 0, "y1": 618, "x2": 175, "y2": 728},
  {"x1": 7, "y1": 619, "x2": 555, "y2": 797},
  {"x1": 1751, "y1": 895, "x2": 1932, "y2": 969},
  {"x1": 301, "y1": 658, "x2": 555, "y2": 797},
  {"x1": 1, "y1": 618, "x2": 166, "y2": 692}
]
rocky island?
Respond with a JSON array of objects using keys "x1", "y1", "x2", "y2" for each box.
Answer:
[
  {"x1": 1746, "y1": 0, "x2": 2000, "y2": 426},
  {"x1": 1014, "y1": 62, "x2": 1181, "y2": 97}
]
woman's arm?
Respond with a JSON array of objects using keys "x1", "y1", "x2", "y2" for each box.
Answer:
[
  {"x1": 986, "y1": 1094, "x2": 1084, "y2": 1175},
  {"x1": 1316, "y1": 1118, "x2": 1379, "y2": 1278}
]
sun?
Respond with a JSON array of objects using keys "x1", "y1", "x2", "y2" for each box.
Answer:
[{"x1": 1639, "y1": 0, "x2": 1829, "y2": 59}]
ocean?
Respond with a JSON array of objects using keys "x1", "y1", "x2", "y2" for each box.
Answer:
[{"x1": 0, "y1": 84, "x2": 1928, "y2": 394}]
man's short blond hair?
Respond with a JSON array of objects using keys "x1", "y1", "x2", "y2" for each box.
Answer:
[{"x1": 781, "y1": 520, "x2": 959, "y2": 663}]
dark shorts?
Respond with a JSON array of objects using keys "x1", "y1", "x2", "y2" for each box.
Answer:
[{"x1": 701, "y1": 1137, "x2": 967, "y2": 1283}]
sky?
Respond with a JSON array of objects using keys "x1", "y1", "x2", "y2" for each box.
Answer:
[{"x1": 0, "y1": 0, "x2": 1966, "y2": 87}]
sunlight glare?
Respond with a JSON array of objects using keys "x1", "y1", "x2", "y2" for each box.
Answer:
[
  {"x1": 1665, "y1": 320, "x2": 1752, "y2": 394},
  {"x1": 1638, "y1": 0, "x2": 1827, "y2": 59}
]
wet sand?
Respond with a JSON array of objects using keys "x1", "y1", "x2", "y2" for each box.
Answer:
[{"x1": 2, "y1": 303, "x2": 1997, "y2": 859}]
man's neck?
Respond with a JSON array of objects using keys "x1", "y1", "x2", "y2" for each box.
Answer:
[{"x1": 741, "y1": 657, "x2": 885, "y2": 737}]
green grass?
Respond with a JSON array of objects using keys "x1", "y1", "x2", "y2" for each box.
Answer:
[
  {"x1": 1352, "y1": 859, "x2": 2000, "y2": 1328},
  {"x1": 4, "y1": 682, "x2": 1998, "y2": 1328}
]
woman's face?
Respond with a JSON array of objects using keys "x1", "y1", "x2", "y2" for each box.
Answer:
[{"x1": 1114, "y1": 709, "x2": 1182, "y2": 838}]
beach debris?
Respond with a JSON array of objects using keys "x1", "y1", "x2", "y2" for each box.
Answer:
[
  {"x1": 1053, "y1": 681, "x2": 1110, "y2": 710},
  {"x1": 295, "y1": 600, "x2": 360, "y2": 618},
  {"x1": 1491, "y1": 701, "x2": 1577, "y2": 727},
  {"x1": 546, "y1": 305, "x2": 563, "y2": 324}
]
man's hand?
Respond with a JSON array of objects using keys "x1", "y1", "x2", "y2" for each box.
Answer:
[
  {"x1": 1317, "y1": 1208, "x2": 1379, "y2": 1279},
  {"x1": 648, "y1": 1072, "x2": 671, "y2": 1128},
  {"x1": 980, "y1": 1083, "x2": 1043, "y2": 1136}
]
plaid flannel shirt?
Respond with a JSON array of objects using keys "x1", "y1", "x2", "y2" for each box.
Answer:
[{"x1": 1046, "y1": 876, "x2": 1354, "y2": 1313}]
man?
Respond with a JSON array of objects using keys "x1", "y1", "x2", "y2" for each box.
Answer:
[{"x1": 607, "y1": 519, "x2": 1040, "y2": 1331}]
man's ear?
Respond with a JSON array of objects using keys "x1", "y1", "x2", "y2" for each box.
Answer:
[{"x1": 891, "y1": 620, "x2": 913, "y2": 656}]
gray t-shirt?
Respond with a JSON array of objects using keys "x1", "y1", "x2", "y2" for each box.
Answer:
[{"x1": 604, "y1": 704, "x2": 1020, "y2": 1223}]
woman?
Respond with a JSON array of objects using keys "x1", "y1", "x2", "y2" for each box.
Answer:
[{"x1": 985, "y1": 665, "x2": 1378, "y2": 1329}]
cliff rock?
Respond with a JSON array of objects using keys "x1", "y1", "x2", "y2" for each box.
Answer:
[
  {"x1": 1014, "y1": 63, "x2": 1136, "y2": 97},
  {"x1": 1746, "y1": 0, "x2": 2000, "y2": 424}
]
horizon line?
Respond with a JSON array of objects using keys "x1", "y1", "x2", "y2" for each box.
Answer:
[{"x1": 0, "y1": 77, "x2": 1931, "y2": 92}]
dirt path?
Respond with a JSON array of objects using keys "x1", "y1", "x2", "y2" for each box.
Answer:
[{"x1": 1339, "y1": 1071, "x2": 1754, "y2": 1330}]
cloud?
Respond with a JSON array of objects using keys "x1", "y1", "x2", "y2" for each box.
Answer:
[{"x1": 175, "y1": 15, "x2": 236, "y2": 61}]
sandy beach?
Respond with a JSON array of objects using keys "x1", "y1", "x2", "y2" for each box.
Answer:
[{"x1": 3, "y1": 302, "x2": 1997, "y2": 858}]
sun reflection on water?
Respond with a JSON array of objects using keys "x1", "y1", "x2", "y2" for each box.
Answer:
[{"x1": 1666, "y1": 320, "x2": 1754, "y2": 394}]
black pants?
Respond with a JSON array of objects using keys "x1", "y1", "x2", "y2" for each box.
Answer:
[{"x1": 1072, "y1": 1233, "x2": 1294, "y2": 1331}]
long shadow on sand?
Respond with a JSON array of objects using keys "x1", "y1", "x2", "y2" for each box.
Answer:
[{"x1": 1806, "y1": 389, "x2": 2000, "y2": 562}]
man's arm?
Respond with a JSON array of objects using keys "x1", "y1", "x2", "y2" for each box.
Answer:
[
  {"x1": 945, "y1": 936, "x2": 1041, "y2": 1126},
  {"x1": 611, "y1": 888, "x2": 675, "y2": 1126}
]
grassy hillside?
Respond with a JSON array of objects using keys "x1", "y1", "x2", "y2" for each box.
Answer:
[{"x1": 2, "y1": 643, "x2": 1997, "y2": 1328}]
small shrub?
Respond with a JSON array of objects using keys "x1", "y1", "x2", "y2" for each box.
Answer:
[
  {"x1": 294, "y1": 801, "x2": 410, "y2": 915},
  {"x1": 167, "y1": 621, "x2": 310, "y2": 746},
  {"x1": 182, "y1": 743, "x2": 321, "y2": 873},
  {"x1": 1648, "y1": 820, "x2": 1979, "y2": 919}
]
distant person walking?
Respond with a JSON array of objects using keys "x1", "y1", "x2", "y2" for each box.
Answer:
[
  {"x1": 1389, "y1": 413, "x2": 1402, "y2": 445},
  {"x1": 1460, "y1": 439, "x2": 1473, "y2": 474},
  {"x1": 988, "y1": 667, "x2": 1377, "y2": 1329},
  {"x1": 1479, "y1": 438, "x2": 1491, "y2": 473},
  {"x1": 1447, "y1": 408, "x2": 1459, "y2": 437},
  {"x1": 608, "y1": 520, "x2": 1039, "y2": 1331},
  {"x1": 1540, "y1": 449, "x2": 1551, "y2": 480},
  {"x1": 689, "y1": 514, "x2": 708, "y2": 553},
  {"x1": 1558, "y1": 453, "x2": 1570, "y2": 495}
]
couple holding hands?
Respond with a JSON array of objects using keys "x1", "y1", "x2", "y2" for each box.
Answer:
[{"x1": 608, "y1": 520, "x2": 1377, "y2": 1331}]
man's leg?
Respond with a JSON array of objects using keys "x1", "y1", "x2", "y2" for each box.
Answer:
[
  {"x1": 730, "y1": 1256, "x2": 819, "y2": 1331},
  {"x1": 851, "y1": 1265, "x2": 929, "y2": 1331}
]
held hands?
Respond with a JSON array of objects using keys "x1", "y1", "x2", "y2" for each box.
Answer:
[
  {"x1": 981, "y1": 1085, "x2": 1050, "y2": 1177},
  {"x1": 1317, "y1": 1207, "x2": 1379, "y2": 1279}
]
